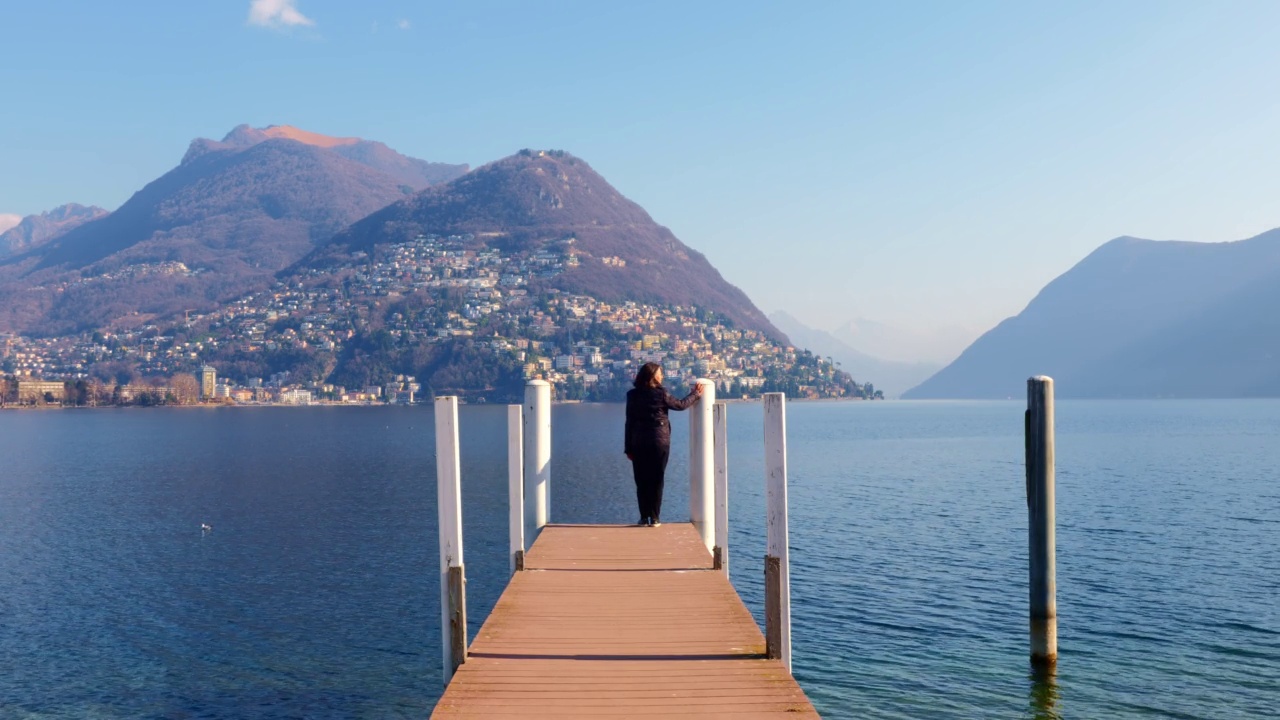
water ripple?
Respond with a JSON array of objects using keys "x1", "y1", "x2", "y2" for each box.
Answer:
[{"x1": 0, "y1": 400, "x2": 1277, "y2": 718}]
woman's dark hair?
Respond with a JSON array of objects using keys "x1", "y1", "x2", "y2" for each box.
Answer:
[{"x1": 633, "y1": 362, "x2": 663, "y2": 389}]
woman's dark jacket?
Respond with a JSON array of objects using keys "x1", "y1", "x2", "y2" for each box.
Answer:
[{"x1": 625, "y1": 385, "x2": 698, "y2": 454}]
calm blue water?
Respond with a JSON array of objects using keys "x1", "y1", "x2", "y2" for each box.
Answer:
[{"x1": 0, "y1": 401, "x2": 1277, "y2": 718}]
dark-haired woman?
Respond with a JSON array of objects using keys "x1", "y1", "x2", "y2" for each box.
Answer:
[{"x1": 624, "y1": 362, "x2": 703, "y2": 527}]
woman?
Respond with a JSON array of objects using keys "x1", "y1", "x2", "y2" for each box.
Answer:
[{"x1": 624, "y1": 362, "x2": 703, "y2": 527}]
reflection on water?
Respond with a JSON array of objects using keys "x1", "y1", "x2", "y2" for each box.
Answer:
[{"x1": 1028, "y1": 661, "x2": 1061, "y2": 720}]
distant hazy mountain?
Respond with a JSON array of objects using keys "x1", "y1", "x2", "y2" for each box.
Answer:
[
  {"x1": 769, "y1": 311, "x2": 939, "y2": 398},
  {"x1": 0, "y1": 214, "x2": 20, "y2": 234},
  {"x1": 0, "y1": 125, "x2": 468, "y2": 335},
  {"x1": 0, "y1": 203, "x2": 108, "y2": 259},
  {"x1": 306, "y1": 149, "x2": 784, "y2": 340},
  {"x1": 905, "y1": 229, "x2": 1280, "y2": 399},
  {"x1": 831, "y1": 317, "x2": 974, "y2": 366}
]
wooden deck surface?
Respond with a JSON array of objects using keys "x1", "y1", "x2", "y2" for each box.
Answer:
[{"x1": 431, "y1": 523, "x2": 819, "y2": 718}]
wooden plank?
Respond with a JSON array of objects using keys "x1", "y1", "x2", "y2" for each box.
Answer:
[
  {"x1": 432, "y1": 523, "x2": 819, "y2": 718},
  {"x1": 449, "y1": 564, "x2": 467, "y2": 673},
  {"x1": 520, "y1": 523, "x2": 714, "y2": 571},
  {"x1": 764, "y1": 555, "x2": 782, "y2": 660},
  {"x1": 435, "y1": 396, "x2": 465, "y2": 684},
  {"x1": 763, "y1": 393, "x2": 792, "y2": 670},
  {"x1": 689, "y1": 379, "x2": 716, "y2": 551},
  {"x1": 523, "y1": 381, "x2": 551, "y2": 532},
  {"x1": 713, "y1": 400, "x2": 729, "y2": 577},
  {"x1": 508, "y1": 404, "x2": 524, "y2": 576}
]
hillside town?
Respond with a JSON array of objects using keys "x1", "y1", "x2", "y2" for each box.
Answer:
[{"x1": 0, "y1": 234, "x2": 879, "y2": 406}]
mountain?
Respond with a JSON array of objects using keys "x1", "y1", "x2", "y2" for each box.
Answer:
[
  {"x1": 768, "y1": 311, "x2": 939, "y2": 398},
  {"x1": 303, "y1": 149, "x2": 783, "y2": 340},
  {"x1": 0, "y1": 203, "x2": 108, "y2": 259},
  {"x1": 191, "y1": 124, "x2": 467, "y2": 187},
  {"x1": 0, "y1": 125, "x2": 468, "y2": 336},
  {"x1": 830, "y1": 317, "x2": 974, "y2": 366},
  {"x1": 904, "y1": 228, "x2": 1280, "y2": 399}
]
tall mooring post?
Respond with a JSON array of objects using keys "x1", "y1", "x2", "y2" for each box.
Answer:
[
  {"x1": 434, "y1": 396, "x2": 467, "y2": 684},
  {"x1": 689, "y1": 379, "x2": 717, "y2": 551},
  {"x1": 508, "y1": 404, "x2": 525, "y2": 575},
  {"x1": 763, "y1": 392, "x2": 792, "y2": 671},
  {"x1": 523, "y1": 380, "x2": 551, "y2": 536},
  {"x1": 1026, "y1": 376, "x2": 1057, "y2": 666},
  {"x1": 713, "y1": 400, "x2": 729, "y2": 575}
]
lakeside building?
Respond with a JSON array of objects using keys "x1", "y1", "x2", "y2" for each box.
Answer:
[
  {"x1": 280, "y1": 388, "x2": 313, "y2": 405},
  {"x1": 17, "y1": 379, "x2": 65, "y2": 404},
  {"x1": 200, "y1": 366, "x2": 217, "y2": 399}
]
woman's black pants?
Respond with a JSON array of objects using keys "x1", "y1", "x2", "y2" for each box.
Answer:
[{"x1": 631, "y1": 445, "x2": 670, "y2": 522}]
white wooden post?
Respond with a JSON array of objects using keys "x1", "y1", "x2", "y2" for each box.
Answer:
[
  {"x1": 508, "y1": 404, "x2": 525, "y2": 575},
  {"x1": 1027, "y1": 376, "x2": 1057, "y2": 666},
  {"x1": 523, "y1": 379, "x2": 551, "y2": 534},
  {"x1": 763, "y1": 392, "x2": 791, "y2": 670},
  {"x1": 434, "y1": 396, "x2": 466, "y2": 684},
  {"x1": 688, "y1": 378, "x2": 716, "y2": 551},
  {"x1": 713, "y1": 400, "x2": 729, "y2": 575}
]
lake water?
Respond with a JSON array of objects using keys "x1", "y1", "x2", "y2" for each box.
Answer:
[{"x1": 0, "y1": 400, "x2": 1277, "y2": 718}]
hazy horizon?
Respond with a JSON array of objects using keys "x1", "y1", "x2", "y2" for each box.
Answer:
[{"x1": 5, "y1": 1, "x2": 1280, "y2": 340}]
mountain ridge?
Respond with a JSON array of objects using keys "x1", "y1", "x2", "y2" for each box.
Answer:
[
  {"x1": 768, "y1": 311, "x2": 937, "y2": 397},
  {"x1": 0, "y1": 137, "x2": 872, "y2": 403},
  {"x1": 905, "y1": 227, "x2": 1280, "y2": 398},
  {"x1": 0, "y1": 203, "x2": 108, "y2": 259},
  {"x1": 184, "y1": 124, "x2": 467, "y2": 187},
  {"x1": 305, "y1": 149, "x2": 785, "y2": 341},
  {"x1": 830, "y1": 316, "x2": 973, "y2": 366},
  {"x1": 0, "y1": 125, "x2": 469, "y2": 336}
]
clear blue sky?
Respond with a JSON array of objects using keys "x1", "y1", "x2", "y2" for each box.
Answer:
[{"x1": 4, "y1": 1, "x2": 1280, "y2": 346}]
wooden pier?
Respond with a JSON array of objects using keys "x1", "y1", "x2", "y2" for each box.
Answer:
[
  {"x1": 430, "y1": 387, "x2": 817, "y2": 717},
  {"x1": 429, "y1": 376, "x2": 1063, "y2": 716},
  {"x1": 431, "y1": 522, "x2": 818, "y2": 718}
]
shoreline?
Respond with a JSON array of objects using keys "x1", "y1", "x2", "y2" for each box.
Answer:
[{"x1": 0, "y1": 396, "x2": 881, "y2": 410}]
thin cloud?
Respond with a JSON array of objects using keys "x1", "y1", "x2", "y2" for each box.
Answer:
[
  {"x1": 0, "y1": 213, "x2": 21, "y2": 234},
  {"x1": 247, "y1": 0, "x2": 315, "y2": 29},
  {"x1": 397, "y1": 19, "x2": 411, "y2": 30}
]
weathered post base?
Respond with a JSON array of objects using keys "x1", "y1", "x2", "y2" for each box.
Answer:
[
  {"x1": 764, "y1": 555, "x2": 782, "y2": 659},
  {"x1": 449, "y1": 564, "x2": 468, "y2": 675},
  {"x1": 1030, "y1": 616, "x2": 1057, "y2": 667}
]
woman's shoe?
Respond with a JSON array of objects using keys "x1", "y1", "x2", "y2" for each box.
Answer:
[
  {"x1": 637, "y1": 518, "x2": 649, "y2": 526},
  {"x1": 651, "y1": 520, "x2": 662, "y2": 527}
]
